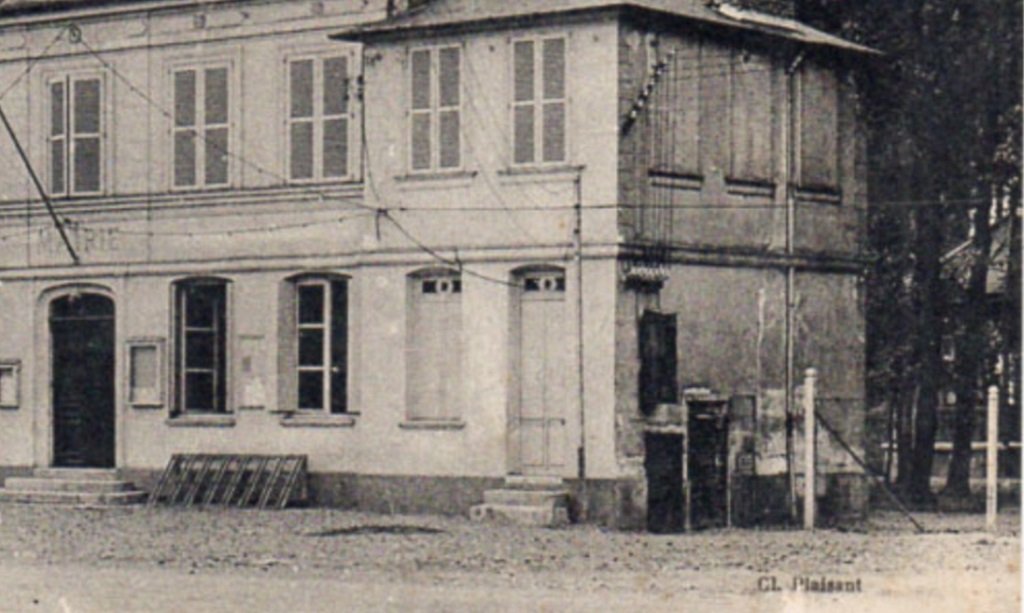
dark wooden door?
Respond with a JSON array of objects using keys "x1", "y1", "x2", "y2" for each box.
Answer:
[
  {"x1": 51, "y1": 294, "x2": 115, "y2": 468},
  {"x1": 645, "y1": 433, "x2": 684, "y2": 533}
]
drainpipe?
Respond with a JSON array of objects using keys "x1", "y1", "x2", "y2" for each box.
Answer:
[{"x1": 784, "y1": 48, "x2": 805, "y2": 523}]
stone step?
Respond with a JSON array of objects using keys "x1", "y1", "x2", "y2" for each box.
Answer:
[
  {"x1": 5, "y1": 477, "x2": 135, "y2": 494},
  {"x1": 469, "y1": 503, "x2": 569, "y2": 528},
  {"x1": 483, "y1": 488, "x2": 569, "y2": 507},
  {"x1": 503, "y1": 475, "x2": 566, "y2": 490},
  {"x1": 33, "y1": 468, "x2": 121, "y2": 481},
  {"x1": 0, "y1": 489, "x2": 148, "y2": 506}
]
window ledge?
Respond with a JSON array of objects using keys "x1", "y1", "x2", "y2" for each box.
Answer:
[
  {"x1": 725, "y1": 177, "x2": 777, "y2": 198},
  {"x1": 795, "y1": 185, "x2": 842, "y2": 205},
  {"x1": 399, "y1": 419, "x2": 466, "y2": 431},
  {"x1": 498, "y1": 164, "x2": 584, "y2": 179},
  {"x1": 0, "y1": 405, "x2": 18, "y2": 411},
  {"x1": 279, "y1": 413, "x2": 357, "y2": 428},
  {"x1": 166, "y1": 414, "x2": 236, "y2": 428},
  {"x1": 395, "y1": 170, "x2": 477, "y2": 190},
  {"x1": 130, "y1": 402, "x2": 164, "y2": 410},
  {"x1": 649, "y1": 168, "x2": 704, "y2": 191}
]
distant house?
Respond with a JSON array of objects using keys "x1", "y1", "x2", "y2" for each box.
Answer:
[
  {"x1": 930, "y1": 212, "x2": 1020, "y2": 485},
  {"x1": 0, "y1": 0, "x2": 873, "y2": 529}
]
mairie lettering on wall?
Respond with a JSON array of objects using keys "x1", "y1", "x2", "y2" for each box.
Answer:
[{"x1": 35, "y1": 224, "x2": 121, "y2": 255}]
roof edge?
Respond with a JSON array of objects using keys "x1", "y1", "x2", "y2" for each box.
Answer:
[{"x1": 330, "y1": 1, "x2": 879, "y2": 56}]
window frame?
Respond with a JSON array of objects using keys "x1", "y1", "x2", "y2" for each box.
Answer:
[
  {"x1": 172, "y1": 278, "x2": 230, "y2": 415},
  {"x1": 285, "y1": 51, "x2": 358, "y2": 184},
  {"x1": 407, "y1": 43, "x2": 464, "y2": 174},
  {"x1": 169, "y1": 60, "x2": 234, "y2": 191},
  {"x1": 0, "y1": 359, "x2": 21, "y2": 409},
  {"x1": 509, "y1": 34, "x2": 569, "y2": 168},
  {"x1": 290, "y1": 276, "x2": 350, "y2": 414},
  {"x1": 46, "y1": 71, "x2": 106, "y2": 198},
  {"x1": 126, "y1": 337, "x2": 165, "y2": 409}
]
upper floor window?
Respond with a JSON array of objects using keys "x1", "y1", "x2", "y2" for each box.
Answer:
[
  {"x1": 289, "y1": 55, "x2": 353, "y2": 181},
  {"x1": 512, "y1": 36, "x2": 566, "y2": 165},
  {"x1": 173, "y1": 65, "x2": 230, "y2": 189},
  {"x1": 799, "y1": 63, "x2": 839, "y2": 189},
  {"x1": 409, "y1": 45, "x2": 461, "y2": 172},
  {"x1": 49, "y1": 74, "x2": 103, "y2": 196},
  {"x1": 730, "y1": 50, "x2": 773, "y2": 182}
]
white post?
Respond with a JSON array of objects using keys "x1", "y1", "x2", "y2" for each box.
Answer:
[
  {"x1": 986, "y1": 385, "x2": 999, "y2": 532},
  {"x1": 804, "y1": 368, "x2": 817, "y2": 530}
]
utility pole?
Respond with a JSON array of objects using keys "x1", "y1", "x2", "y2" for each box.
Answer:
[
  {"x1": 784, "y1": 49, "x2": 806, "y2": 523},
  {"x1": 573, "y1": 169, "x2": 587, "y2": 520},
  {"x1": 0, "y1": 102, "x2": 79, "y2": 265}
]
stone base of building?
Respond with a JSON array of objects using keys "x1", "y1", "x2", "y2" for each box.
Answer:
[{"x1": 5, "y1": 467, "x2": 867, "y2": 529}]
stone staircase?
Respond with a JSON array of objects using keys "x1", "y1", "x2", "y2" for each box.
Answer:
[
  {"x1": 469, "y1": 476, "x2": 571, "y2": 527},
  {"x1": 0, "y1": 468, "x2": 148, "y2": 506}
]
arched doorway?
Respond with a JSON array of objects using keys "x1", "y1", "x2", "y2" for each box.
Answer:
[{"x1": 49, "y1": 293, "x2": 115, "y2": 467}]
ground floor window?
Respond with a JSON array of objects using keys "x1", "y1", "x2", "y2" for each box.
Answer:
[
  {"x1": 174, "y1": 279, "x2": 228, "y2": 414},
  {"x1": 295, "y1": 278, "x2": 348, "y2": 413}
]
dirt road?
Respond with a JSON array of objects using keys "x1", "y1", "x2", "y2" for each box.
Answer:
[{"x1": 0, "y1": 504, "x2": 1018, "y2": 612}]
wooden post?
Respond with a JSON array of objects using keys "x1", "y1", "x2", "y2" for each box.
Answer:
[
  {"x1": 803, "y1": 368, "x2": 817, "y2": 530},
  {"x1": 986, "y1": 385, "x2": 999, "y2": 532},
  {"x1": 683, "y1": 400, "x2": 691, "y2": 533}
]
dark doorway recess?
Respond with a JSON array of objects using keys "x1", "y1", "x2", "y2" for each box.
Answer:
[
  {"x1": 645, "y1": 432, "x2": 684, "y2": 533},
  {"x1": 688, "y1": 407, "x2": 729, "y2": 529},
  {"x1": 50, "y1": 293, "x2": 116, "y2": 468}
]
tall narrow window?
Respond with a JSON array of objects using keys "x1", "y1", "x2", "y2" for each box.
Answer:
[
  {"x1": 512, "y1": 37, "x2": 566, "y2": 165},
  {"x1": 289, "y1": 55, "x2": 352, "y2": 181},
  {"x1": 295, "y1": 279, "x2": 348, "y2": 413},
  {"x1": 173, "y1": 66, "x2": 230, "y2": 188},
  {"x1": 638, "y1": 310, "x2": 678, "y2": 416},
  {"x1": 799, "y1": 63, "x2": 839, "y2": 189},
  {"x1": 49, "y1": 75, "x2": 103, "y2": 195},
  {"x1": 406, "y1": 271, "x2": 462, "y2": 421},
  {"x1": 730, "y1": 51, "x2": 773, "y2": 181},
  {"x1": 409, "y1": 46, "x2": 461, "y2": 172},
  {"x1": 175, "y1": 280, "x2": 228, "y2": 414}
]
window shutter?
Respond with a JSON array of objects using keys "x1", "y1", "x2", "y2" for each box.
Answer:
[
  {"x1": 410, "y1": 49, "x2": 433, "y2": 170},
  {"x1": 49, "y1": 81, "x2": 66, "y2": 194},
  {"x1": 799, "y1": 64, "x2": 839, "y2": 188},
  {"x1": 323, "y1": 56, "x2": 348, "y2": 115},
  {"x1": 513, "y1": 41, "x2": 535, "y2": 164},
  {"x1": 730, "y1": 52, "x2": 772, "y2": 181},
  {"x1": 290, "y1": 60, "x2": 314, "y2": 119},
  {"x1": 72, "y1": 78, "x2": 101, "y2": 193},
  {"x1": 438, "y1": 47, "x2": 460, "y2": 169},
  {"x1": 289, "y1": 59, "x2": 315, "y2": 180},
  {"x1": 329, "y1": 280, "x2": 348, "y2": 414},
  {"x1": 203, "y1": 67, "x2": 229, "y2": 186}
]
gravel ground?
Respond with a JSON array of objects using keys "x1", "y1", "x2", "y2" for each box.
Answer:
[{"x1": 0, "y1": 503, "x2": 1019, "y2": 610}]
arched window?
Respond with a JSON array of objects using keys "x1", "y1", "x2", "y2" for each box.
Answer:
[
  {"x1": 406, "y1": 269, "x2": 462, "y2": 422},
  {"x1": 173, "y1": 278, "x2": 229, "y2": 414}
]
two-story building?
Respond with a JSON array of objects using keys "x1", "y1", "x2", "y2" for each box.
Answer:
[{"x1": 0, "y1": 0, "x2": 873, "y2": 529}]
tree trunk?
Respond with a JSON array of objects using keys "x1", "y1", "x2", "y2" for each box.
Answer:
[
  {"x1": 944, "y1": 198, "x2": 994, "y2": 498},
  {"x1": 906, "y1": 164, "x2": 943, "y2": 505}
]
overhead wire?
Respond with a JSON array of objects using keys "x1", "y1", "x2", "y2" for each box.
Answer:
[
  {"x1": 75, "y1": 32, "x2": 377, "y2": 216},
  {"x1": 0, "y1": 19, "x2": 989, "y2": 281},
  {"x1": 0, "y1": 24, "x2": 68, "y2": 102}
]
